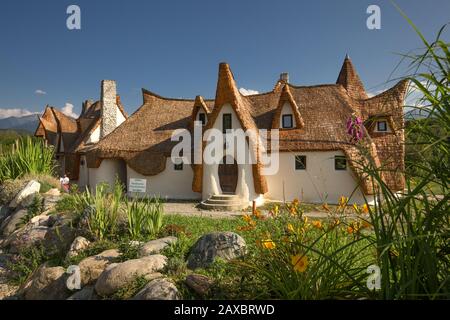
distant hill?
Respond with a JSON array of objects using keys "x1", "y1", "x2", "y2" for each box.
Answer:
[{"x1": 0, "y1": 114, "x2": 39, "y2": 133}]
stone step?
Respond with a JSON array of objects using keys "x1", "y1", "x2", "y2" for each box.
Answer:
[
  {"x1": 199, "y1": 201, "x2": 248, "y2": 211},
  {"x1": 209, "y1": 194, "x2": 239, "y2": 201},
  {"x1": 203, "y1": 198, "x2": 245, "y2": 205}
]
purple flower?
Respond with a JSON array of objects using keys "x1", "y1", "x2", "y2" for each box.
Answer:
[{"x1": 346, "y1": 116, "x2": 364, "y2": 143}]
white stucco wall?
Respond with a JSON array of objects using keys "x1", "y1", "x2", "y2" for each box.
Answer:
[
  {"x1": 127, "y1": 158, "x2": 201, "y2": 200},
  {"x1": 88, "y1": 159, "x2": 127, "y2": 191},
  {"x1": 117, "y1": 107, "x2": 126, "y2": 126},
  {"x1": 87, "y1": 126, "x2": 101, "y2": 144},
  {"x1": 264, "y1": 151, "x2": 373, "y2": 205},
  {"x1": 279, "y1": 102, "x2": 296, "y2": 128},
  {"x1": 202, "y1": 103, "x2": 262, "y2": 205}
]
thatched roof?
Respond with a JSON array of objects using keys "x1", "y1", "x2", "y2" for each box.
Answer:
[{"x1": 86, "y1": 58, "x2": 408, "y2": 194}]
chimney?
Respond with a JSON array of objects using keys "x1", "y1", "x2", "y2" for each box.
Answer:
[
  {"x1": 81, "y1": 99, "x2": 94, "y2": 115},
  {"x1": 280, "y1": 72, "x2": 289, "y2": 83},
  {"x1": 100, "y1": 80, "x2": 118, "y2": 138}
]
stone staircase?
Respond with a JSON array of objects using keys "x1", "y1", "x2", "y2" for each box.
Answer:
[{"x1": 199, "y1": 194, "x2": 249, "y2": 211}]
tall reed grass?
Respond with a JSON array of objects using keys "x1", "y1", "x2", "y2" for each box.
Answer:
[{"x1": 0, "y1": 136, "x2": 55, "y2": 182}]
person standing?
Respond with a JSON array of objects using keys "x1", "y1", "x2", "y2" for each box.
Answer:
[{"x1": 60, "y1": 174, "x2": 70, "y2": 193}]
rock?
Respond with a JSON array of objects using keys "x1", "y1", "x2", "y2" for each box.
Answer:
[
  {"x1": 8, "y1": 180, "x2": 40, "y2": 209},
  {"x1": 43, "y1": 224, "x2": 77, "y2": 255},
  {"x1": 185, "y1": 274, "x2": 213, "y2": 296},
  {"x1": 44, "y1": 188, "x2": 61, "y2": 197},
  {"x1": 138, "y1": 236, "x2": 177, "y2": 257},
  {"x1": 66, "y1": 286, "x2": 98, "y2": 300},
  {"x1": 0, "y1": 254, "x2": 18, "y2": 300},
  {"x1": 29, "y1": 214, "x2": 50, "y2": 227},
  {"x1": 0, "y1": 206, "x2": 10, "y2": 225},
  {"x1": 78, "y1": 249, "x2": 120, "y2": 286},
  {"x1": 95, "y1": 255, "x2": 167, "y2": 297},
  {"x1": 0, "y1": 208, "x2": 28, "y2": 237},
  {"x1": 132, "y1": 278, "x2": 180, "y2": 300},
  {"x1": 42, "y1": 195, "x2": 61, "y2": 212},
  {"x1": 187, "y1": 232, "x2": 247, "y2": 269},
  {"x1": 23, "y1": 264, "x2": 71, "y2": 300},
  {"x1": 5, "y1": 226, "x2": 49, "y2": 253},
  {"x1": 66, "y1": 236, "x2": 91, "y2": 260}
]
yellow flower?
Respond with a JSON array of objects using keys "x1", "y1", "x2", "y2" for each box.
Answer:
[
  {"x1": 312, "y1": 220, "x2": 323, "y2": 229},
  {"x1": 339, "y1": 196, "x2": 349, "y2": 207},
  {"x1": 292, "y1": 198, "x2": 300, "y2": 206},
  {"x1": 352, "y1": 203, "x2": 359, "y2": 213},
  {"x1": 347, "y1": 223, "x2": 359, "y2": 234},
  {"x1": 242, "y1": 214, "x2": 252, "y2": 224},
  {"x1": 287, "y1": 223, "x2": 295, "y2": 233},
  {"x1": 362, "y1": 204, "x2": 369, "y2": 214},
  {"x1": 262, "y1": 239, "x2": 276, "y2": 250},
  {"x1": 291, "y1": 254, "x2": 308, "y2": 273}
]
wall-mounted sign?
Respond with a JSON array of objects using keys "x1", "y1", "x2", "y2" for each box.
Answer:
[{"x1": 129, "y1": 178, "x2": 147, "y2": 193}]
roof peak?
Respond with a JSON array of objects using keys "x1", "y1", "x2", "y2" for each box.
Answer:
[{"x1": 336, "y1": 55, "x2": 368, "y2": 100}]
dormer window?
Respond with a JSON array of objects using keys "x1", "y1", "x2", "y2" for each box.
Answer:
[
  {"x1": 282, "y1": 114, "x2": 293, "y2": 129},
  {"x1": 376, "y1": 120, "x2": 388, "y2": 132},
  {"x1": 198, "y1": 113, "x2": 206, "y2": 126},
  {"x1": 223, "y1": 113, "x2": 232, "y2": 133}
]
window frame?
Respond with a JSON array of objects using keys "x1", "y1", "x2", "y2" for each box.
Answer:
[
  {"x1": 295, "y1": 155, "x2": 307, "y2": 170},
  {"x1": 223, "y1": 113, "x2": 232, "y2": 134},
  {"x1": 334, "y1": 156, "x2": 347, "y2": 171},
  {"x1": 282, "y1": 114, "x2": 293, "y2": 129},
  {"x1": 376, "y1": 120, "x2": 388, "y2": 132}
]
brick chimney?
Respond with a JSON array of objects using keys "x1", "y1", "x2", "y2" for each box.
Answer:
[
  {"x1": 280, "y1": 72, "x2": 289, "y2": 83},
  {"x1": 100, "y1": 80, "x2": 118, "y2": 138}
]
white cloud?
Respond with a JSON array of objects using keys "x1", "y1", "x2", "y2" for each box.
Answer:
[
  {"x1": 35, "y1": 89, "x2": 47, "y2": 95},
  {"x1": 239, "y1": 88, "x2": 259, "y2": 96},
  {"x1": 0, "y1": 108, "x2": 40, "y2": 119},
  {"x1": 61, "y1": 103, "x2": 78, "y2": 118}
]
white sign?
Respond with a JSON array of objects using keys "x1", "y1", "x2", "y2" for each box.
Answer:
[{"x1": 129, "y1": 178, "x2": 147, "y2": 193}]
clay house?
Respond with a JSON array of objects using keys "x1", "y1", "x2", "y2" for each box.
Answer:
[{"x1": 36, "y1": 57, "x2": 408, "y2": 208}]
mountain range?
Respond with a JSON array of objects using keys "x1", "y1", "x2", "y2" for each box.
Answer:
[{"x1": 0, "y1": 114, "x2": 39, "y2": 133}]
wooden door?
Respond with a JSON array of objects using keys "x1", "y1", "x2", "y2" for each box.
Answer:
[{"x1": 218, "y1": 157, "x2": 238, "y2": 194}]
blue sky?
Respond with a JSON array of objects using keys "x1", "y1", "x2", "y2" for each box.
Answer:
[{"x1": 0, "y1": 0, "x2": 449, "y2": 118}]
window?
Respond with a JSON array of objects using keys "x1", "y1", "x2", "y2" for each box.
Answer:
[
  {"x1": 335, "y1": 156, "x2": 347, "y2": 170},
  {"x1": 376, "y1": 121, "x2": 388, "y2": 132},
  {"x1": 174, "y1": 157, "x2": 183, "y2": 171},
  {"x1": 198, "y1": 113, "x2": 206, "y2": 126},
  {"x1": 223, "y1": 113, "x2": 232, "y2": 133},
  {"x1": 295, "y1": 155, "x2": 306, "y2": 170},
  {"x1": 174, "y1": 162, "x2": 183, "y2": 171},
  {"x1": 282, "y1": 114, "x2": 293, "y2": 129},
  {"x1": 80, "y1": 159, "x2": 85, "y2": 166}
]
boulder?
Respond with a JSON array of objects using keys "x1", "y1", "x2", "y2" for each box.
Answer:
[
  {"x1": 0, "y1": 206, "x2": 10, "y2": 225},
  {"x1": 29, "y1": 214, "x2": 51, "y2": 227},
  {"x1": 66, "y1": 285, "x2": 98, "y2": 300},
  {"x1": 185, "y1": 274, "x2": 213, "y2": 296},
  {"x1": 78, "y1": 249, "x2": 120, "y2": 286},
  {"x1": 0, "y1": 208, "x2": 28, "y2": 237},
  {"x1": 95, "y1": 255, "x2": 167, "y2": 297},
  {"x1": 23, "y1": 264, "x2": 71, "y2": 300},
  {"x1": 42, "y1": 195, "x2": 61, "y2": 212},
  {"x1": 8, "y1": 180, "x2": 40, "y2": 209},
  {"x1": 43, "y1": 224, "x2": 77, "y2": 255},
  {"x1": 5, "y1": 226, "x2": 49, "y2": 253},
  {"x1": 138, "y1": 236, "x2": 177, "y2": 257},
  {"x1": 44, "y1": 188, "x2": 61, "y2": 197},
  {"x1": 187, "y1": 232, "x2": 247, "y2": 269},
  {"x1": 66, "y1": 236, "x2": 91, "y2": 260},
  {"x1": 132, "y1": 278, "x2": 180, "y2": 300}
]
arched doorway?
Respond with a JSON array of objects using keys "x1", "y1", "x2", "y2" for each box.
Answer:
[{"x1": 218, "y1": 156, "x2": 238, "y2": 194}]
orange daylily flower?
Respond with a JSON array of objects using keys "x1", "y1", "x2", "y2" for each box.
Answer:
[
  {"x1": 291, "y1": 254, "x2": 308, "y2": 273},
  {"x1": 312, "y1": 220, "x2": 323, "y2": 229},
  {"x1": 262, "y1": 239, "x2": 276, "y2": 250},
  {"x1": 362, "y1": 204, "x2": 369, "y2": 214}
]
